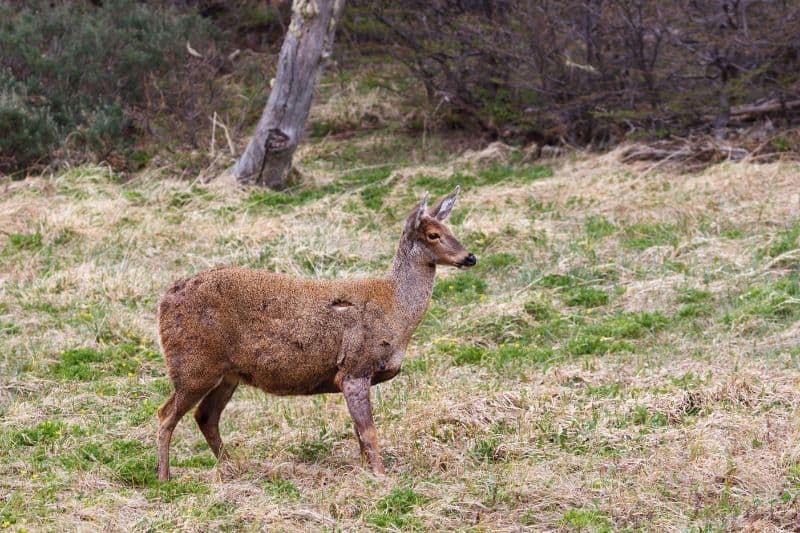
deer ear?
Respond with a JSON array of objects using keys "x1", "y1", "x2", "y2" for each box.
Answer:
[
  {"x1": 430, "y1": 185, "x2": 459, "y2": 221},
  {"x1": 414, "y1": 192, "x2": 430, "y2": 228}
]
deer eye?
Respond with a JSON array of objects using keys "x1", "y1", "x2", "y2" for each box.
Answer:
[{"x1": 427, "y1": 232, "x2": 440, "y2": 240}]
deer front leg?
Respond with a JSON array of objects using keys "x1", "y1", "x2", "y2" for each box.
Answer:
[{"x1": 342, "y1": 377, "x2": 385, "y2": 476}]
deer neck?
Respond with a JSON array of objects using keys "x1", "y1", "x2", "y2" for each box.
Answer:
[{"x1": 388, "y1": 236, "x2": 436, "y2": 328}]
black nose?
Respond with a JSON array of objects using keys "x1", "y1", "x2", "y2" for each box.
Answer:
[{"x1": 463, "y1": 253, "x2": 477, "y2": 266}]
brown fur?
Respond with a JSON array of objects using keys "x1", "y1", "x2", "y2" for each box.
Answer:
[{"x1": 156, "y1": 188, "x2": 474, "y2": 479}]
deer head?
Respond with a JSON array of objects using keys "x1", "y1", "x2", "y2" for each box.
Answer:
[{"x1": 402, "y1": 186, "x2": 476, "y2": 269}]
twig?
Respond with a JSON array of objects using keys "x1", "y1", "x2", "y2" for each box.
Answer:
[
  {"x1": 210, "y1": 112, "x2": 217, "y2": 157},
  {"x1": 209, "y1": 114, "x2": 236, "y2": 156}
]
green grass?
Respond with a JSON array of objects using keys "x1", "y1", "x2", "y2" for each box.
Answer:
[
  {"x1": 585, "y1": 215, "x2": 616, "y2": 240},
  {"x1": 411, "y1": 163, "x2": 552, "y2": 196},
  {"x1": 2, "y1": 137, "x2": 798, "y2": 530},
  {"x1": 263, "y1": 478, "x2": 301, "y2": 500},
  {"x1": 561, "y1": 286, "x2": 609, "y2": 308},
  {"x1": 622, "y1": 222, "x2": 680, "y2": 250},
  {"x1": 288, "y1": 430, "x2": 335, "y2": 463},
  {"x1": 5, "y1": 231, "x2": 43, "y2": 253},
  {"x1": 48, "y1": 342, "x2": 160, "y2": 381},
  {"x1": 763, "y1": 220, "x2": 800, "y2": 258},
  {"x1": 723, "y1": 275, "x2": 800, "y2": 327},
  {"x1": 12, "y1": 420, "x2": 67, "y2": 447},
  {"x1": 364, "y1": 487, "x2": 427, "y2": 529},
  {"x1": 432, "y1": 272, "x2": 487, "y2": 303},
  {"x1": 562, "y1": 508, "x2": 612, "y2": 532}
]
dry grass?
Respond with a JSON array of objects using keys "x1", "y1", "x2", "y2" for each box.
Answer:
[{"x1": 1, "y1": 141, "x2": 799, "y2": 531}]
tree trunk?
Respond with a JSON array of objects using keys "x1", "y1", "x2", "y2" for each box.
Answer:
[{"x1": 232, "y1": 0, "x2": 345, "y2": 188}]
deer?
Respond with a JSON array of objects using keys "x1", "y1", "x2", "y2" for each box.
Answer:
[{"x1": 155, "y1": 186, "x2": 476, "y2": 480}]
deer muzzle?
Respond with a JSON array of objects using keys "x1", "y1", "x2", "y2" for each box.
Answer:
[{"x1": 458, "y1": 253, "x2": 477, "y2": 268}]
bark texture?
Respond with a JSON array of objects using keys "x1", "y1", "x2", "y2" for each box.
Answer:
[{"x1": 233, "y1": 0, "x2": 345, "y2": 188}]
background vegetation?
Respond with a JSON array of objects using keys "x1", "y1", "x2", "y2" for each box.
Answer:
[
  {"x1": 1, "y1": 1, "x2": 800, "y2": 530},
  {"x1": 1, "y1": 0, "x2": 798, "y2": 176}
]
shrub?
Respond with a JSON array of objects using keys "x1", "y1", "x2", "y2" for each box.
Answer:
[{"x1": 0, "y1": 0, "x2": 217, "y2": 174}]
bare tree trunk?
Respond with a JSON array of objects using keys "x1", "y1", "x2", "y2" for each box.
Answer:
[{"x1": 233, "y1": 0, "x2": 345, "y2": 188}]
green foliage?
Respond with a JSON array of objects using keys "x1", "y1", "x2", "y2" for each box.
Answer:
[
  {"x1": 0, "y1": 321, "x2": 20, "y2": 336},
  {"x1": 585, "y1": 216, "x2": 617, "y2": 240},
  {"x1": 433, "y1": 273, "x2": 487, "y2": 303},
  {"x1": 5, "y1": 232, "x2": 43, "y2": 253},
  {"x1": 480, "y1": 252, "x2": 520, "y2": 269},
  {"x1": 0, "y1": 0, "x2": 216, "y2": 173},
  {"x1": 244, "y1": 167, "x2": 394, "y2": 213},
  {"x1": 564, "y1": 311, "x2": 669, "y2": 356},
  {"x1": 471, "y1": 436, "x2": 505, "y2": 462},
  {"x1": 677, "y1": 288, "x2": 712, "y2": 304},
  {"x1": 538, "y1": 273, "x2": 575, "y2": 288},
  {"x1": 49, "y1": 342, "x2": 159, "y2": 381},
  {"x1": 631, "y1": 405, "x2": 668, "y2": 427},
  {"x1": 411, "y1": 164, "x2": 552, "y2": 196},
  {"x1": 13, "y1": 420, "x2": 66, "y2": 446},
  {"x1": 60, "y1": 438, "x2": 165, "y2": 488},
  {"x1": 763, "y1": 221, "x2": 800, "y2": 258},
  {"x1": 447, "y1": 343, "x2": 486, "y2": 365},
  {"x1": 622, "y1": 223, "x2": 680, "y2": 250},
  {"x1": 289, "y1": 430, "x2": 335, "y2": 463},
  {"x1": 562, "y1": 508, "x2": 612, "y2": 531},
  {"x1": 562, "y1": 287, "x2": 609, "y2": 308},
  {"x1": 523, "y1": 299, "x2": 556, "y2": 321},
  {"x1": 725, "y1": 275, "x2": 800, "y2": 324},
  {"x1": 587, "y1": 383, "x2": 622, "y2": 398},
  {"x1": 145, "y1": 480, "x2": 210, "y2": 503},
  {"x1": 364, "y1": 487, "x2": 426, "y2": 529},
  {"x1": 438, "y1": 339, "x2": 553, "y2": 368},
  {"x1": 263, "y1": 478, "x2": 301, "y2": 500}
]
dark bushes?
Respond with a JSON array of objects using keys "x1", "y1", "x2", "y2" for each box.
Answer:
[
  {"x1": 0, "y1": 0, "x2": 217, "y2": 174},
  {"x1": 348, "y1": 1, "x2": 800, "y2": 146}
]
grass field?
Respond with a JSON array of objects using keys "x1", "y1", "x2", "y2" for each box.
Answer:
[{"x1": 1, "y1": 136, "x2": 799, "y2": 531}]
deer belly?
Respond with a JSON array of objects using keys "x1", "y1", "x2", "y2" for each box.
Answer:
[{"x1": 232, "y1": 331, "x2": 340, "y2": 395}]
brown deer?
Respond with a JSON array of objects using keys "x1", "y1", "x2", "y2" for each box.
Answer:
[{"x1": 156, "y1": 187, "x2": 475, "y2": 480}]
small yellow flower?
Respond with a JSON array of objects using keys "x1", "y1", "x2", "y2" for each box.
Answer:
[
  {"x1": 31, "y1": 474, "x2": 38, "y2": 479},
  {"x1": 67, "y1": 337, "x2": 74, "y2": 343},
  {"x1": 20, "y1": 469, "x2": 27, "y2": 476},
  {"x1": 448, "y1": 285, "x2": 454, "y2": 290},
  {"x1": 2, "y1": 520, "x2": 10, "y2": 528},
  {"x1": 479, "y1": 294, "x2": 486, "y2": 301},
  {"x1": 128, "y1": 372, "x2": 134, "y2": 378},
  {"x1": 98, "y1": 337, "x2": 105, "y2": 344},
  {"x1": 514, "y1": 342, "x2": 520, "y2": 348},
  {"x1": 98, "y1": 391, "x2": 104, "y2": 397}
]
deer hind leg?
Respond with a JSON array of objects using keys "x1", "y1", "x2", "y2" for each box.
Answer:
[
  {"x1": 157, "y1": 376, "x2": 223, "y2": 481},
  {"x1": 194, "y1": 372, "x2": 240, "y2": 458},
  {"x1": 342, "y1": 377, "x2": 385, "y2": 476},
  {"x1": 353, "y1": 421, "x2": 367, "y2": 460}
]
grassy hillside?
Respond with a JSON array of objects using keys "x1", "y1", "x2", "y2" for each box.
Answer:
[{"x1": 1, "y1": 139, "x2": 799, "y2": 530}]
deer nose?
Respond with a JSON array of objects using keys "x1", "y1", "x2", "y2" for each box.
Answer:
[{"x1": 463, "y1": 253, "x2": 477, "y2": 267}]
